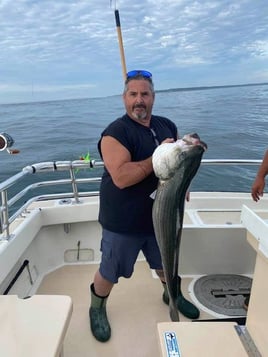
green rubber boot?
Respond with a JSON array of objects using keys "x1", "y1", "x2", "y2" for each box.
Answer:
[
  {"x1": 162, "y1": 277, "x2": 200, "y2": 320},
  {"x1": 89, "y1": 283, "x2": 111, "y2": 342}
]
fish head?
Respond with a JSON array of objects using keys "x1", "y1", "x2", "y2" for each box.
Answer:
[
  {"x1": 181, "y1": 133, "x2": 207, "y2": 151},
  {"x1": 152, "y1": 133, "x2": 207, "y2": 181}
]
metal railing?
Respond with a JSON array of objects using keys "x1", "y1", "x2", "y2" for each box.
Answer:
[
  {"x1": 0, "y1": 159, "x2": 104, "y2": 239},
  {"x1": 0, "y1": 159, "x2": 261, "y2": 240}
]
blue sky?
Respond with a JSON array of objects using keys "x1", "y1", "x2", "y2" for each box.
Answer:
[{"x1": 0, "y1": 0, "x2": 267, "y2": 104}]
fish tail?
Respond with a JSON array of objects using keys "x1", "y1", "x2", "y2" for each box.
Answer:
[{"x1": 169, "y1": 303, "x2": 180, "y2": 321}]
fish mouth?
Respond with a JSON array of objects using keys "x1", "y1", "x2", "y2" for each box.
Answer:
[{"x1": 181, "y1": 133, "x2": 207, "y2": 151}]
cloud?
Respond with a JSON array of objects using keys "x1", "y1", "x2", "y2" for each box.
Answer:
[
  {"x1": 0, "y1": 0, "x2": 267, "y2": 103},
  {"x1": 247, "y1": 40, "x2": 268, "y2": 58}
]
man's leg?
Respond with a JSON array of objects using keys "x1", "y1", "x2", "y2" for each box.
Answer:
[{"x1": 89, "y1": 270, "x2": 113, "y2": 342}]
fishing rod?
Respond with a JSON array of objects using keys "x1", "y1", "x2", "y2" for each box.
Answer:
[{"x1": 111, "y1": 1, "x2": 127, "y2": 81}]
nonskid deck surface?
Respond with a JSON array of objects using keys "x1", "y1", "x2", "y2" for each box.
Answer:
[{"x1": 37, "y1": 261, "x2": 213, "y2": 357}]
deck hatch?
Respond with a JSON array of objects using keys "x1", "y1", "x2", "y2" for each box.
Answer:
[{"x1": 193, "y1": 274, "x2": 252, "y2": 316}]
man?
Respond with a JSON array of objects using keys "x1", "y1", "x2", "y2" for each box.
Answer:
[
  {"x1": 251, "y1": 149, "x2": 268, "y2": 202},
  {"x1": 89, "y1": 70, "x2": 200, "y2": 342}
]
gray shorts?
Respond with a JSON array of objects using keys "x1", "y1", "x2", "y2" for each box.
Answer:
[{"x1": 99, "y1": 228, "x2": 163, "y2": 283}]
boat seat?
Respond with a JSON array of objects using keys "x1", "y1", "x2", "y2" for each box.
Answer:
[
  {"x1": 157, "y1": 321, "x2": 247, "y2": 356},
  {"x1": 0, "y1": 294, "x2": 72, "y2": 357}
]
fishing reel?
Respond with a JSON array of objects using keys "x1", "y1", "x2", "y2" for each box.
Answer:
[{"x1": 0, "y1": 132, "x2": 20, "y2": 154}]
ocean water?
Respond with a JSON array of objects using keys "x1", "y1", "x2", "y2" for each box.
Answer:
[{"x1": 0, "y1": 84, "x2": 267, "y2": 193}]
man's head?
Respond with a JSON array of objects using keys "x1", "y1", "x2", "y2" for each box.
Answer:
[{"x1": 123, "y1": 70, "x2": 155, "y2": 126}]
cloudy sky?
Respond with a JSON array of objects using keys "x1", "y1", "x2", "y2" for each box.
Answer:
[{"x1": 0, "y1": 0, "x2": 267, "y2": 104}]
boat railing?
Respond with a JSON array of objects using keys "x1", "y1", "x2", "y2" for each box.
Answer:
[
  {"x1": 0, "y1": 158, "x2": 261, "y2": 240},
  {"x1": 0, "y1": 160, "x2": 103, "y2": 239}
]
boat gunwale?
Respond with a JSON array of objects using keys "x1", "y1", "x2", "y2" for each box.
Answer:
[{"x1": 0, "y1": 158, "x2": 264, "y2": 240}]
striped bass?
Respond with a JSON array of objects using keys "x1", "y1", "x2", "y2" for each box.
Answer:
[{"x1": 152, "y1": 133, "x2": 207, "y2": 321}]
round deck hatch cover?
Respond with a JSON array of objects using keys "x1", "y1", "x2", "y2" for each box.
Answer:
[{"x1": 193, "y1": 274, "x2": 252, "y2": 316}]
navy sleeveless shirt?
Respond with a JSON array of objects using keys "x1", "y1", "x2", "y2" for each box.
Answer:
[{"x1": 98, "y1": 114, "x2": 178, "y2": 234}]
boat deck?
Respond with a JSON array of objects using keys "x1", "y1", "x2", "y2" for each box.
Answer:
[{"x1": 37, "y1": 261, "x2": 212, "y2": 357}]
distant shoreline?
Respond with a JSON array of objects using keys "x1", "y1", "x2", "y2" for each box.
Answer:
[
  {"x1": 156, "y1": 82, "x2": 268, "y2": 94},
  {"x1": 1, "y1": 82, "x2": 268, "y2": 106}
]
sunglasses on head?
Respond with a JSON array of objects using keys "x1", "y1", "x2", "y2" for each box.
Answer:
[{"x1": 126, "y1": 70, "x2": 152, "y2": 79}]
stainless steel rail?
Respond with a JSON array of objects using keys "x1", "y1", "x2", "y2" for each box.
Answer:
[
  {"x1": 0, "y1": 160, "x2": 103, "y2": 239},
  {"x1": 0, "y1": 159, "x2": 261, "y2": 240}
]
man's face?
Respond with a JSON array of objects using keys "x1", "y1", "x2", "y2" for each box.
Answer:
[{"x1": 123, "y1": 79, "x2": 155, "y2": 126}]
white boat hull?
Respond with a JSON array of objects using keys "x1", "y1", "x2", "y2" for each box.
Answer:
[
  {"x1": 1, "y1": 192, "x2": 266, "y2": 297},
  {"x1": 0, "y1": 160, "x2": 267, "y2": 356}
]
